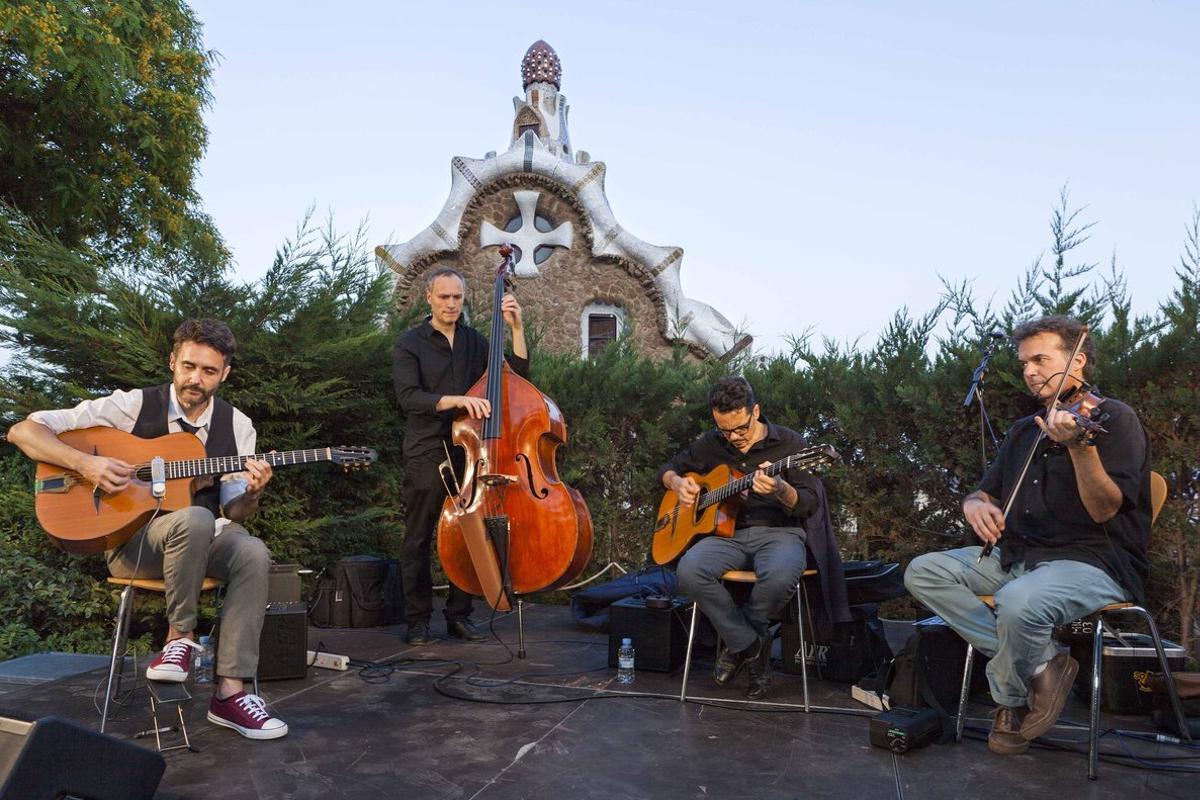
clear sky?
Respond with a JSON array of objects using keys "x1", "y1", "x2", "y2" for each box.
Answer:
[{"x1": 191, "y1": 1, "x2": 1197, "y2": 355}]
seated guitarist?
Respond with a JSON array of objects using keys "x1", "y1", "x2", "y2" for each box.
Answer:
[
  {"x1": 660, "y1": 376, "x2": 821, "y2": 699},
  {"x1": 7, "y1": 319, "x2": 287, "y2": 740}
]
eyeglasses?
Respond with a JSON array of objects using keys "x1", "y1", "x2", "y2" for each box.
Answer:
[{"x1": 716, "y1": 415, "x2": 755, "y2": 439}]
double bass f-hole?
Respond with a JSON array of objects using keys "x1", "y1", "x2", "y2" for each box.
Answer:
[{"x1": 515, "y1": 453, "x2": 550, "y2": 498}]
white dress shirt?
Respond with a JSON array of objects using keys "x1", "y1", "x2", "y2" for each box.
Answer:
[{"x1": 29, "y1": 385, "x2": 256, "y2": 532}]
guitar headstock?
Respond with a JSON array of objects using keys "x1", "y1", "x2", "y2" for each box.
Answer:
[
  {"x1": 331, "y1": 446, "x2": 379, "y2": 470},
  {"x1": 789, "y1": 444, "x2": 842, "y2": 471},
  {"x1": 816, "y1": 444, "x2": 842, "y2": 464}
]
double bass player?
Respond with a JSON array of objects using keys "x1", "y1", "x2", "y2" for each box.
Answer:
[{"x1": 393, "y1": 267, "x2": 527, "y2": 645}]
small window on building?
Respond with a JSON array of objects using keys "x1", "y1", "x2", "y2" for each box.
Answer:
[{"x1": 581, "y1": 302, "x2": 625, "y2": 358}]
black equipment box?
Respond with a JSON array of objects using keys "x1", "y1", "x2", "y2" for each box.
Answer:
[
  {"x1": 1069, "y1": 632, "x2": 1188, "y2": 714},
  {"x1": 869, "y1": 706, "x2": 941, "y2": 753},
  {"x1": 257, "y1": 601, "x2": 308, "y2": 681},
  {"x1": 607, "y1": 596, "x2": 690, "y2": 672},
  {"x1": 1, "y1": 714, "x2": 164, "y2": 799}
]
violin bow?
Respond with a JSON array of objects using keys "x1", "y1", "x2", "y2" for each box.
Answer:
[{"x1": 978, "y1": 325, "x2": 1090, "y2": 562}]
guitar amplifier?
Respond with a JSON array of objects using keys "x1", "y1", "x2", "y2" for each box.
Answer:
[
  {"x1": 257, "y1": 601, "x2": 308, "y2": 681},
  {"x1": 607, "y1": 596, "x2": 690, "y2": 672}
]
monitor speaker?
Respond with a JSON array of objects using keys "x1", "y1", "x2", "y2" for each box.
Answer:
[{"x1": 0, "y1": 714, "x2": 164, "y2": 800}]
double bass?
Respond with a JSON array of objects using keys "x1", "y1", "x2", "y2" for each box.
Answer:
[{"x1": 436, "y1": 245, "x2": 593, "y2": 613}]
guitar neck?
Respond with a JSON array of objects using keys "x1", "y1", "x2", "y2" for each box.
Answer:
[
  {"x1": 161, "y1": 448, "x2": 335, "y2": 480},
  {"x1": 697, "y1": 448, "x2": 829, "y2": 511}
]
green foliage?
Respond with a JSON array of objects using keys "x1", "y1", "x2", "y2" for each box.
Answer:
[
  {"x1": 0, "y1": 185, "x2": 1196, "y2": 662},
  {"x1": 0, "y1": 210, "x2": 410, "y2": 658},
  {"x1": 0, "y1": 1, "x2": 223, "y2": 264}
]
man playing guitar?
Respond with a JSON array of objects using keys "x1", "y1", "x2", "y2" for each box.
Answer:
[
  {"x1": 660, "y1": 376, "x2": 821, "y2": 699},
  {"x1": 8, "y1": 319, "x2": 288, "y2": 740}
]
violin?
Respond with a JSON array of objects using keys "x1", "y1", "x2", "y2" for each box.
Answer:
[{"x1": 1052, "y1": 384, "x2": 1110, "y2": 446}]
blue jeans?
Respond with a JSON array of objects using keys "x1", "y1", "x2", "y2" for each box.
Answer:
[
  {"x1": 676, "y1": 526, "x2": 807, "y2": 653},
  {"x1": 904, "y1": 546, "x2": 1128, "y2": 707}
]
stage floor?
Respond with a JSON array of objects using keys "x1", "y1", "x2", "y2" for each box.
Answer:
[{"x1": 1, "y1": 602, "x2": 1194, "y2": 800}]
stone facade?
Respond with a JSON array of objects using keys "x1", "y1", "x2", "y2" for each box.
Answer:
[{"x1": 377, "y1": 41, "x2": 749, "y2": 362}]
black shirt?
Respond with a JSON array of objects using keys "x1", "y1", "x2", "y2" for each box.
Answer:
[
  {"x1": 657, "y1": 417, "x2": 820, "y2": 530},
  {"x1": 979, "y1": 397, "x2": 1151, "y2": 602},
  {"x1": 392, "y1": 318, "x2": 530, "y2": 463}
]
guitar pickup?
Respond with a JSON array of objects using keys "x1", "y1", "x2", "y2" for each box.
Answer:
[{"x1": 34, "y1": 474, "x2": 72, "y2": 494}]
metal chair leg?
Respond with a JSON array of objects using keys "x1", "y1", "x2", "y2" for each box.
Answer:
[
  {"x1": 795, "y1": 581, "x2": 809, "y2": 712},
  {"x1": 1088, "y1": 615, "x2": 1104, "y2": 780},
  {"x1": 101, "y1": 585, "x2": 134, "y2": 733},
  {"x1": 956, "y1": 642, "x2": 975, "y2": 743},
  {"x1": 679, "y1": 600, "x2": 699, "y2": 702}
]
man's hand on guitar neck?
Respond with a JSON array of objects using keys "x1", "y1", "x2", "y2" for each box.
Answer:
[
  {"x1": 663, "y1": 470, "x2": 701, "y2": 506},
  {"x1": 751, "y1": 461, "x2": 797, "y2": 509}
]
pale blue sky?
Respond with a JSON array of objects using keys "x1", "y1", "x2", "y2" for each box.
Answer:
[{"x1": 192, "y1": 1, "x2": 1197, "y2": 354}]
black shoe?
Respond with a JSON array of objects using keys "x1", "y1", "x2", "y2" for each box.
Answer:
[
  {"x1": 712, "y1": 644, "x2": 744, "y2": 685},
  {"x1": 405, "y1": 620, "x2": 432, "y2": 646},
  {"x1": 746, "y1": 636, "x2": 772, "y2": 700},
  {"x1": 713, "y1": 640, "x2": 757, "y2": 686},
  {"x1": 447, "y1": 618, "x2": 486, "y2": 642}
]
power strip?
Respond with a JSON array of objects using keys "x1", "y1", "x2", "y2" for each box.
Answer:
[{"x1": 306, "y1": 650, "x2": 350, "y2": 671}]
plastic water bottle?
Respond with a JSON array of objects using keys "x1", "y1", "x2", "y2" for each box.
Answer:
[
  {"x1": 194, "y1": 635, "x2": 214, "y2": 684},
  {"x1": 617, "y1": 637, "x2": 635, "y2": 684}
]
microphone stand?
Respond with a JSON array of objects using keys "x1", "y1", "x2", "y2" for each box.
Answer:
[{"x1": 963, "y1": 335, "x2": 1002, "y2": 475}]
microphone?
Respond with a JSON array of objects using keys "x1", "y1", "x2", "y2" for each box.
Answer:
[{"x1": 150, "y1": 457, "x2": 167, "y2": 498}]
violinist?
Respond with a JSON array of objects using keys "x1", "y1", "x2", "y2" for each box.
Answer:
[
  {"x1": 393, "y1": 267, "x2": 527, "y2": 645},
  {"x1": 905, "y1": 315, "x2": 1152, "y2": 755}
]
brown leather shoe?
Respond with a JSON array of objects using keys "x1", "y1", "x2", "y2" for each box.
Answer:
[
  {"x1": 1021, "y1": 653, "x2": 1079, "y2": 740},
  {"x1": 988, "y1": 705, "x2": 1030, "y2": 754}
]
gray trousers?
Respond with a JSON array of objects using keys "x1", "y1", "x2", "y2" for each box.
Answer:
[
  {"x1": 676, "y1": 526, "x2": 807, "y2": 653},
  {"x1": 904, "y1": 545, "x2": 1128, "y2": 707},
  {"x1": 106, "y1": 506, "x2": 270, "y2": 679}
]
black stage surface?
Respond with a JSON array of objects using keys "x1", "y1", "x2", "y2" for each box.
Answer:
[{"x1": 1, "y1": 602, "x2": 1195, "y2": 800}]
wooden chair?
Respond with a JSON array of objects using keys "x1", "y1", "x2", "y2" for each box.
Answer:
[
  {"x1": 953, "y1": 471, "x2": 1192, "y2": 779},
  {"x1": 100, "y1": 576, "x2": 224, "y2": 734},
  {"x1": 679, "y1": 568, "x2": 818, "y2": 710}
]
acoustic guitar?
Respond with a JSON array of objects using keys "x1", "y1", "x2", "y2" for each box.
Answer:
[
  {"x1": 650, "y1": 444, "x2": 839, "y2": 565},
  {"x1": 34, "y1": 427, "x2": 377, "y2": 554}
]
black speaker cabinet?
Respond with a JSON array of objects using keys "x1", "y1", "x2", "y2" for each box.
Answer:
[
  {"x1": 607, "y1": 596, "x2": 690, "y2": 672},
  {"x1": 0, "y1": 714, "x2": 164, "y2": 800},
  {"x1": 257, "y1": 601, "x2": 308, "y2": 681}
]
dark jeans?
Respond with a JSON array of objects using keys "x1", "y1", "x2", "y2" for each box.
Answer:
[
  {"x1": 676, "y1": 526, "x2": 807, "y2": 653},
  {"x1": 402, "y1": 454, "x2": 473, "y2": 625}
]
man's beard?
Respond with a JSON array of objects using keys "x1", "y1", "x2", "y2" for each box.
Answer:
[{"x1": 176, "y1": 382, "x2": 213, "y2": 409}]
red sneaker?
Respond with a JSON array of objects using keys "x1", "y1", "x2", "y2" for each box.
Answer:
[
  {"x1": 207, "y1": 692, "x2": 289, "y2": 740},
  {"x1": 145, "y1": 637, "x2": 202, "y2": 682}
]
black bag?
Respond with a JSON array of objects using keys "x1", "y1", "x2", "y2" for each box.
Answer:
[
  {"x1": 822, "y1": 604, "x2": 894, "y2": 684},
  {"x1": 784, "y1": 602, "x2": 893, "y2": 684},
  {"x1": 308, "y1": 556, "x2": 403, "y2": 628},
  {"x1": 876, "y1": 624, "x2": 974, "y2": 743}
]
